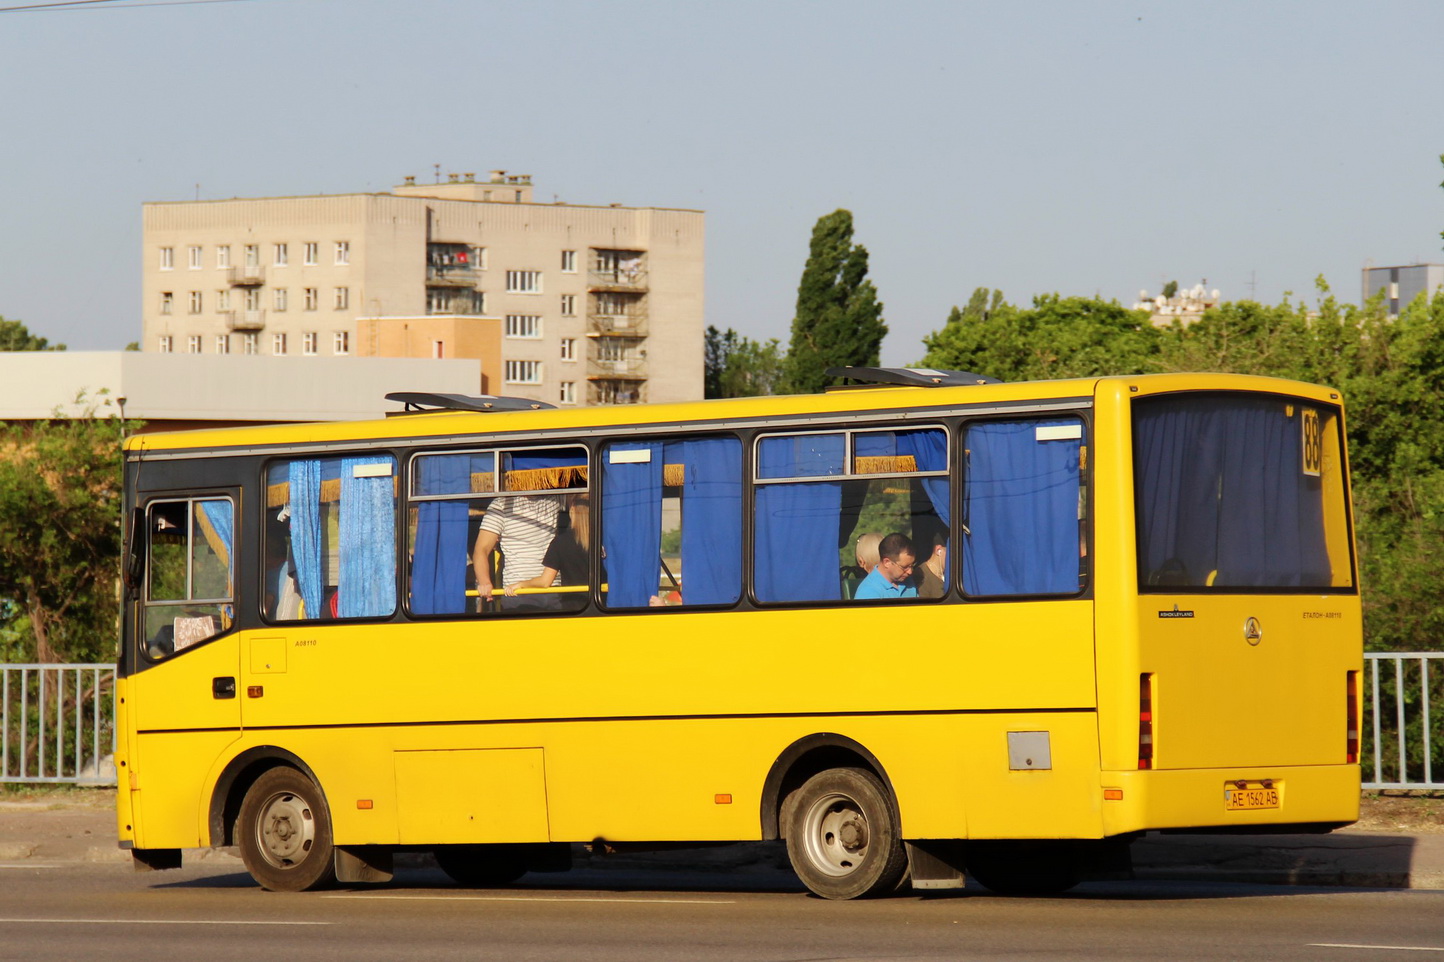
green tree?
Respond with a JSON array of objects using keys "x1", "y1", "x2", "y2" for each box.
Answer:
[
  {"x1": 784, "y1": 210, "x2": 887, "y2": 394},
  {"x1": 0, "y1": 316, "x2": 65, "y2": 352},
  {"x1": 1161, "y1": 280, "x2": 1178, "y2": 299},
  {"x1": 0, "y1": 396, "x2": 128, "y2": 664},
  {"x1": 706, "y1": 329, "x2": 785, "y2": 398},
  {"x1": 919, "y1": 292, "x2": 1159, "y2": 381}
]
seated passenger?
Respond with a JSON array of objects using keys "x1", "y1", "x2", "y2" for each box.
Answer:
[
  {"x1": 915, "y1": 529, "x2": 948, "y2": 599},
  {"x1": 502, "y1": 494, "x2": 591, "y2": 609},
  {"x1": 841, "y1": 531, "x2": 883, "y2": 599},
  {"x1": 853, "y1": 532, "x2": 918, "y2": 600},
  {"x1": 473, "y1": 493, "x2": 563, "y2": 611}
]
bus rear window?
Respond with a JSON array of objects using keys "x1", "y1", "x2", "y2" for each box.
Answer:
[{"x1": 1134, "y1": 393, "x2": 1353, "y2": 591}]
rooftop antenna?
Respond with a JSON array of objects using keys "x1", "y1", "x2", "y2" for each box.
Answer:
[
  {"x1": 433, "y1": 163, "x2": 441, "y2": 184},
  {"x1": 1246, "y1": 270, "x2": 1257, "y2": 298}
]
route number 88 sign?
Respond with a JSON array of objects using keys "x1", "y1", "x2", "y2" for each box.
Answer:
[{"x1": 1301, "y1": 407, "x2": 1322, "y2": 477}]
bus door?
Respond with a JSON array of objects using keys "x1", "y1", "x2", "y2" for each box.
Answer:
[
  {"x1": 1132, "y1": 393, "x2": 1357, "y2": 771},
  {"x1": 124, "y1": 493, "x2": 242, "y2": 841}
]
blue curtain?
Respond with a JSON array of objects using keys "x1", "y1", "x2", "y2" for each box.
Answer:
[
  {"x1": 411, "y1": 456, "x2": 471, "y2": 615},
  {"x1": 288, "y1": 459, "x2": 324, "y2": 617},
  {"x1": 666, "y1": 438, "x2": 742, "y2": 606},
  {"x1": 963, "y1": 420, "x2": 1081, "y2": 595},
  {"x1": 896, "y1": 429, "x2": 950, "y2": 528},
  {"x1": 1135, "y1": 397, "x2": 1329, "y2": 587},
  {"x1": 339, "y1": 456, "x2": 397, "y2": 618},
  {"x1": 755, "y1": 435, "x2": 845, "y2": 602},
  {"x1": 602, "y1": 442, "x2": 663, "y2": 607},
  {"x1": 198, "y1": 499, "x2": 233, "y2": 575}
]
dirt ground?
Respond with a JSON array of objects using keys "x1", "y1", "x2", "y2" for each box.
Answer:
[{"x1": 5, "y1": 786, "x2": 1442, "y2": 834}]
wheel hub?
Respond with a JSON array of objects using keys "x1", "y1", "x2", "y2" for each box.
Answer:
[{"x1": 258, "y1": 791, "x2": 315, "y2": 867}]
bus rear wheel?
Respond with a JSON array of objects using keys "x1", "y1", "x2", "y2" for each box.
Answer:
[
  {"x1": 433, "y1": 844, "x2": 530, "y2": 887},
  {"x1": 785, "y1": 767, "x2": 908, "y2": 900},
  {"x1": 237, "y1": 767, "x2": 337, "y2": 892}
]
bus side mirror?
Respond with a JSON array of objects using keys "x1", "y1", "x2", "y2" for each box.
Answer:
[{"x1": 124, "y1": 508, "x2": 145, "y2": 594}]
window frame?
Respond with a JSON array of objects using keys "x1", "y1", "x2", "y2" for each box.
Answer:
[{"x1": 139, "y1": 494, "x2": 237, "y2": 663}]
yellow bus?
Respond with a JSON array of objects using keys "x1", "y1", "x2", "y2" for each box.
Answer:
[{"x1": 115, "y1": 369, "x2": 1361, "y2": 899}]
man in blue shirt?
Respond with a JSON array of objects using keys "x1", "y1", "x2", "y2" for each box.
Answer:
[{"x1": 853, "y1": 533, "x2": 918, "y2": 600}]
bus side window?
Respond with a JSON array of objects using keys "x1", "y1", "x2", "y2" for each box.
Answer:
[
  {"x1": 143, "y1": 497, "x2": 234, "y2": 660},
  {"x1": 265, "y1": 456, "x2": 397, "y2": 621},
  {"x1": 600, "y1": 436, "x2": 742, "y2": 609},
  {"x1": 960, "y1": 418, "x2": 1085, "y2": 597}
]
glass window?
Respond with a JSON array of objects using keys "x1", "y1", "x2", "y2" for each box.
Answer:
[
  {"x1": 142, "y1": 498, "x2": 233, "y2": 660},
  {"x1": 753, "y1": 427, "x2": 949, "y2": 604},
  {"x1": 1134, "y1": 393, "x2": 1352, "y2": 590},
  {"x1": 407, "y1": 445, "x2": 588, "y2": 616},
  {"x1": 961, "y1": 418, "x2": 1085, "y2": 597},
  {"x1": 600, "y1": 437, "x2": 743, "y2": 610},
  {"x1": 264, "y1": 456, "x2": 398, "y2": 621}
]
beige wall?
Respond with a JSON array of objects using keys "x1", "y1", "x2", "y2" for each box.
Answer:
[
  {"x1": 141, "y1": 179, "x2": 705, "y2": 408},
  {"x1": 357, "y1": 315, "x2": 502, "y2": 394}
]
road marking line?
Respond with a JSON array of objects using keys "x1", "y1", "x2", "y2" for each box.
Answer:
[
  {"x1": 1310, "y1": 945, "x2": 1444, "y2": 953},
  {"x1": 0, "y1": 864, "x2": 62, "y2": 870},
  {"x1": 0, "y1": 918, "x2": 331, "y2": 926},
  {"x1": 324, "y1": 893, "x2": 735, "y2": 905}
]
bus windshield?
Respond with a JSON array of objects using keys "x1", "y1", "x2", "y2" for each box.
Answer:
[{"x1": 1134, "y1": 392, "x2": 1353, "y2": 591}]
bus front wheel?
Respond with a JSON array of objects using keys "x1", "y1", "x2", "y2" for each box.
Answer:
[
  {"x1": 785, "y1": 767, "x2": 908, "y2": 900},
  {"x1": 237, "y1": 767, "x2": 337, "y2": 892}
]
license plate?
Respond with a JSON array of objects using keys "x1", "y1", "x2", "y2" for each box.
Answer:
[{"x1": 1224, "y1": 786, "x2": 1280, "y2": 811}]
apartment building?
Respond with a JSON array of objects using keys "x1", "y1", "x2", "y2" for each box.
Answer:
[
  {"x1": 1362, "y1": 263, "x2": 1444, "y2": 317},
  {"x1": 141, "y1": 171, "x2": 705, "y2": 406}
]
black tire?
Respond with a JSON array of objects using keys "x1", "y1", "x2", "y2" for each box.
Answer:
[
  {"x1": 433, "y1": 844, "x2": 530, "y2": 887},
  {"x1": 966, "y1": 841, "x2": 1080, "y2": 896},
  {"x1": 236, "y1": 766, "x2": 336, "y2": 892},
  {"x1": 784, "y1": 767, "x2": 908, "y2": 900}
]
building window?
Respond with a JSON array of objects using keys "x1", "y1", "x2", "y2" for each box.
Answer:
[
  {"x1": 303, "y1": 332, "x2": 318, "y2": 355},
  {"x1": 504, "y1": 360, "x2": 542, "y2": 384},
  {"x1": 304, "y1": 242, "x2": 318, "y2": 266},
  {"x1": 505, "y1": 314, "x2": 541, "y2": 338},
  {"x1": 475, "y1": 247, "x2": 487, "y2": 270},
  {"x1": 215, "y1": 335, "x2": 230, "y2": 355},
  {"x1": 243, "y1": 333, "x2": 258, "y2": 355},
  {"x1": 334, "y1": 287, "x2": 349, "y2": 310},
  {"x1": 160, "y1": 291, "x2": 174, "y2": 315},
  {"x1": 274, "y1": 243, "x2": 288, "y2": 267},
  {"x1": 244, "y1": 244, "x2": 259, "y2": 268},
  {"x1": 561, "y1": 250, "x2": 576, "y2": 273},
  {"x1": 157, "y1": 335, "x2": 173, "y2": 353},
  {"x1": 304, "y1": 287, "x2": 318, "y2": 311},
  {"x1": 560, "y1": 294, "x2": 576, "y2": 316},
  {"x1": 335, "y1": 241, "x2": 350, "y2": 265},
  {"x1": 187, "y1": 335, "x2": 202, "y2": 354},
  {"x1": 560, "y1": 381, "x2": 576, "y2": 404},
  {"x1": 188, "y1": 291, "x2": 203, "y2": 314},
  {"x1": 506, "y1": 270, "x2": 542, "y2": 293},
  {"x1": 273, "y1": 333, "x2": 288, "y2": 355},
  {"x1": 333, "y1": 331, "x2": 350, "y2": 355},
  {"x1": 432, "y1": 340, "x2": 445, "y2": 359},
  {"x1": 159, "y1": 247, "x2": 174, "y2": 270},
  {"x1": 188, "y1": 246, "x2": 202, "y2": 270},
  {"x1": 244, "y1": 288, "x2": 261, "y2": 311},
  {"x1": 216, "y1": 245, "x2": 230, "y2": 269},
  {"x1": 274, "y1": 288, "x2": 288, "y2": 311},
  {"x1": 560, "y1": 338, "x2": 576, "y2": 361},
  {"x1": 216, "y1": 289, "x2": 230, "y2": 311}
]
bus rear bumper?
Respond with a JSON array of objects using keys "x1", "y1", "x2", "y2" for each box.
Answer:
[{"x1": 1099, "y1": 764, "x2": 1360, "y2": 838}]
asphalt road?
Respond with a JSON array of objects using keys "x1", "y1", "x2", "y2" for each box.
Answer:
[{"x1": 2, "y1": 859, "x2": 1443, "y2": 962}]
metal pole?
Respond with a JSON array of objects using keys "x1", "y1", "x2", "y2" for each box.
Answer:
[
  {"x1": 1396, "y1": 658, "x2": 1408, "y2": 784},
  {"x1": 1423, "y1": 657, "x2": 1433, "y2": 787},
  {"x1": 1371, "y1": 658, "x2": 1383, "y2": 785}
]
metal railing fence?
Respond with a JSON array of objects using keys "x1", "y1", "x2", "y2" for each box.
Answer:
[
  {"x1": 1363, "y1": 652, "x2": 1444, "y2": 790},
  {"x1": 1, "y1": 664, "x2": 116, "y2": 785},
  {"x1": 1, "y1": 656, "x2": 1441, "y2": 790}
]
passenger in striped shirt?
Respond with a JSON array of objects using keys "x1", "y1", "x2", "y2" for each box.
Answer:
[{"x1": 472, "y1": 494, "x2": 562, "y2": 610}]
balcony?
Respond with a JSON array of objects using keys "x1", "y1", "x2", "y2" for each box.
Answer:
[
  {"x1": 227, "y1": 265, "x2": 265, "y2": 286},
  {"x1": 586, "y1": 312, "x2": 648, "y2": 337},
  {"x1": 587, "y1": 267, "x2": 648, "y2": 292},
  {"x1": 221, "y1": 310, "x2": 266, "y2": 331},
  {"x1": 426, "y1": 265, "x2": 479, "y2": 287},
  {"x1": 587, "y1": 356, "x2": 648, "y2": 380}
]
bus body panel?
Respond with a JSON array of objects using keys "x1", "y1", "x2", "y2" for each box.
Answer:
[{"x1": 1099, "y1": 764, "x2": 1360, "y2": 836}]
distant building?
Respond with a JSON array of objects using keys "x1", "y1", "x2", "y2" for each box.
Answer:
[
  {"x1": 1131, "y1": 282, "x2": 1222, "y2": 328},
  {"x1": 0, "y1": 352, "x2": 483, "y2": 433},
  {"x1": 141, "y1": 171, "x2": 705, "y2": 407},
  {"x1": 1362, "y1": 264, "x2": 1444, "y2": 316}
]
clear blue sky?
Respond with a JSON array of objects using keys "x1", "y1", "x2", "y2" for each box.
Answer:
[{"x1": 2, "y1": 0, "x2": 1442, "y2": 365}]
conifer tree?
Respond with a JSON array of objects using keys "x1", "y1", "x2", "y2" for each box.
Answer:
[{"x1": 783, "y1": 210, "x2": 886, "y2": 393}]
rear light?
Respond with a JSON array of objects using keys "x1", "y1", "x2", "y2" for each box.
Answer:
[
  {"x1": 1346, "y1": 670, "x2": 1360, "y2": 764},
  {"x1": 1138, "y1": 673, "x2": 1154, "y2": 770}
]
